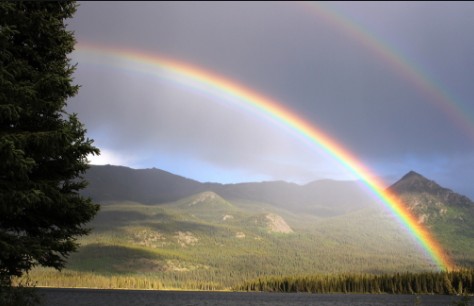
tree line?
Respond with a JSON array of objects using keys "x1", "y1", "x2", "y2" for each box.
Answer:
[{"x1": 238, "y1": 269, "x2": 474, "y2": 295}]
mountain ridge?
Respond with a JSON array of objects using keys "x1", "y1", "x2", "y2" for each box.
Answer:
[
  {"x1": 83, "y1": 164, "x2": 377, "y2": 216},
  {"x1": 83, "y1": 165, "x2": 473, "y2": 216},
  {"x1": 388, "y1": 170, "x2": 473, "y2": 208},
  {"x1": 29, "y1": 164, "x2": 474, "y2": 289}
]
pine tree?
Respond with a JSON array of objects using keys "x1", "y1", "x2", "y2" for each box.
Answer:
[{"x1": 0, "y1": 0, "x2": 99, "y2": 288}]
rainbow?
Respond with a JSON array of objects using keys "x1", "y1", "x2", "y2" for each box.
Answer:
[
  {"x1": 300, "y1": 1, "x2": 474, "y2": 142},
  {"x1": 74, "y1": 42, "x2": 454, "y2": 271}
]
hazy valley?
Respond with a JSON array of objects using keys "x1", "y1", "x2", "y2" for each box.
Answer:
[{"x1": 30, "y1": 165, "x2": 474, "y2": 290}]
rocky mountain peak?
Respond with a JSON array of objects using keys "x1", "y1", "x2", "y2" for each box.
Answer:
[
  {"x1": 390, "y1": 170, "x2": 439, "y2": 194},
  {"x1": 388, "y1": 171, "x2": 473, "y2": 209}
]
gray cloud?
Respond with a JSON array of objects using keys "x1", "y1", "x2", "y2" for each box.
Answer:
[{"x1": 68, "y1": 2, "x2": 474, "y2": 197}]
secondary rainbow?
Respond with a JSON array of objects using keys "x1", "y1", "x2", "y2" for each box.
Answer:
[
  {"x1": 75, "y1": 42, "x2": 454, "y2": 270},
  {"x1": 300, "y1": 1, "x2": 474, "y2": 142}
]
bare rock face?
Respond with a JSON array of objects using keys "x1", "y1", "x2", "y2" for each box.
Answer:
[
  {"x1": 235, "y1": 232, "x2": 246, "y2": 239},
  {"x1": 175, "y1": 231, "x2": 198, "y2": 247},
  {"x1": 190, "y1": 191, "x2": 217, "y2": 206},
  {"x1": 265, "y1": 213, "x2": 293, "y2": 234}
]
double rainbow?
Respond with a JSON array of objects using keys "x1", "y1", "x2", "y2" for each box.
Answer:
[
  {"x1": 301, "y1": 1, "x2": 474, "y2": 142},
  {"x1": 75, "y1": 42, "x2": 454, "y2": 271}
]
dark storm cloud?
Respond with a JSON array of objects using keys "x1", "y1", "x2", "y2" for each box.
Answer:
[{"x1": 67, "y1": 2, "x2": 474, "y2": 197}]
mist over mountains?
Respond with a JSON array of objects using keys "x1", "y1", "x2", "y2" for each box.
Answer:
[
  {"x1": 83, "y1": 165, "x2": 377, "y2": 216},
  {"x1": 30, "y1": 164, "x2": 473, "y2": 288},
  {"x1": 82, "y1": 165, "x2": 474, "y2": 223}
]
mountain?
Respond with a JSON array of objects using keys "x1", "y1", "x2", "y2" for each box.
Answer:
[
  {"x1": 83, "y1": 165, "x2": 375, "y2": 216},
  {"x1": 30, "y1": 166, "x2": 474, "y2": 290},
  {"x1": 387, "y1": 170, "x2": 474, "y2": 266},
  {"x1": 82, "y1": 165, "x2": 204, "y2": 203},
  {"x1": 388, "y1": 170, "x2": 474, "y2": 221},
  {"x1": 389, "y1": 171, "x2": 473, "y2": 208},
  {"x1": 208, "y1": 179, "x2": 374, "y2": 216}
]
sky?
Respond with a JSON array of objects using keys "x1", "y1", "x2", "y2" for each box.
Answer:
[{"x1": 66, "y1": 1, "x2": 474, "y2": 198}]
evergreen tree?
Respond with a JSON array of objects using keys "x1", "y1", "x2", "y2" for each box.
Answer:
[{"x1": 0, "y1": 0, "x2": 99, "y2": 288}]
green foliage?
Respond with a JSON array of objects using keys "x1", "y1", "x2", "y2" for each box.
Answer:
[
  {"x1": 20, "y1": 169, "x2": 474, "y2": 291},
  {"x1": 238, "y1": 269, "x2": 474, "y2": 295},
  {"x1": 0, "y1": 0, "x2": 99, "y2": 291},
  {"x1": 24, "y1": 199, "x2": 455, "y2": 290}
]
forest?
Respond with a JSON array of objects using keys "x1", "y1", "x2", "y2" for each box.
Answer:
[{"x1": 238, "y1": 269, "x2": 474, "y2": 295}]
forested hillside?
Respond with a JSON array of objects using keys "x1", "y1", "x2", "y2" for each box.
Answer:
[
  {"x1": 389, "y1": 171, "x2": 474, "y2": 267},
  {"x1": 25, "y1": 166, "x2": 474, "y2": 290}
]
